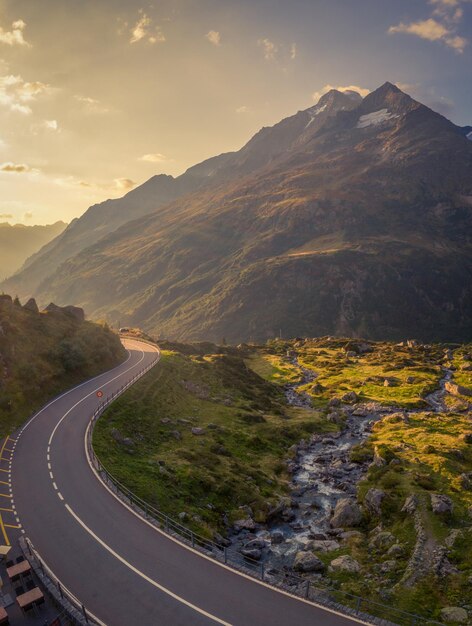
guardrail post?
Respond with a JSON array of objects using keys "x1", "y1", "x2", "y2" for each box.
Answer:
[
  {"x1": 165, "y1": 516, "x2": 169, "y2": 532},
  {"x1": 191, "y1": 532, "x2": 195, "y2": 548},
  {"x1": 224, "y1": 548, "x2": 227, "y2": 564},
  {"x1": 305, "y1": 580, "x2": 310, "y2": 599},
  {"x1": 356, "y1": 597, "x2": 362, "y2": 612},
  {"x1": 82, "y1": 604, "x2": 89, "y2": 624},
  {"x1": 26, "y1": 539, "x2": 32, "y2": 556},
  {"x1": 260, "y1": 562, "x2": 264, "y2": 580}
]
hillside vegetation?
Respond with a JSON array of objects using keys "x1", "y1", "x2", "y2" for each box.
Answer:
[
  {"x1": 94, "y1": 336, "x2": 472, "y2": 622},
  {"x1": 0, "y1": 294, "x2": 126, "y2": 436}
]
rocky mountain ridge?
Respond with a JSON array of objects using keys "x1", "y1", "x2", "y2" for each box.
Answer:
[{"x1": 3, "y1": 82, "x2": 472, "y2": 342}]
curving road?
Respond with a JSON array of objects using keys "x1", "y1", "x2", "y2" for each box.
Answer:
[{"x1": 11, "y1": 339, "x2": 367, "y2": 626}]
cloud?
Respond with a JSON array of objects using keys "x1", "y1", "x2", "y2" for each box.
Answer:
[
  {"x1": 0, "y1": 213, "x2": 13, "y2": 219},
  {"x1": 0, "y1": 162, "x2": 34, "y2": 173},
  {"x1": 312, "y1": 84, "x2": 370, "y2": 102},
  {"x1": 0, "y1": 75, "x2": 51, "y2": 115},
  {"x1": 0, "y1": 18, "x2": 31, "y2": 47},
  {"x1": 75, "y1": 95, "x2": 110, "y2": 115},
  {"x1": 236, "y1": 105, "x2": 250, "y2": 114},
  {"x1": 388, "y1": 1, "x2": 468, "y2": 52},
  {"x1": 258, "y1": 38, "x2": 278, "y2": 61},
  {"x1": 23, "y1": 212, "x2": 33, "y2": 220},
  {"x1": 114, "y1": 178, "x2": 136, "y2": 191},
  {"x1": 139, "y1": 153, "x2": 169, "y2": 163},
  {"x1": 43, "y1": 120, "x2": 58, "y2": 131},
  {"x1": 290, "y1": 43, "x2": 297, "y2": 60},
  {"x1": 130, "y1": 13, "x2": 165, "y2": 45},
  {"x1": 206, "y1": 30, "x2": 221, "y2": 46}
]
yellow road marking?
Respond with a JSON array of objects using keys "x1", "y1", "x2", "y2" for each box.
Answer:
[
  {"x1": 3, "y1": 449, "x2": 13, "y2": 454},
  {"x1": 0, "y1": 494, "x2": 12, "y2": 499},
  {"x1": 0, "y1": 457, "x2": 11, "y2": 462},
  {"x1": 4, "y1": 524, "x2": 21, "y2": 529},
  {"x1": 0, "y1": 481, "x2": 9, "y2": 486},
  {"x1": 0, "y1": 514, "x2": 10, "y2": 546},
  {"x1": 0, "y1": 437, "x2": 10, "y2": 459},
  {"x1": 0, "y1": 469, "x2": 9, "y2": 474},
  {"x1": 0, "y1": 507, "x2": 13, "y2": 512}
]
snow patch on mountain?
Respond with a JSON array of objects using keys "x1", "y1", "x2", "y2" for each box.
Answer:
[
  {"x1": 467, "y1": 131, "x2": 472, "y2": 141},
  {"x1": 357, "y1": 109, "x2": 398, "y2": 129},
  {"x1": 305, "y1": 104, "x2": 328, "y2": 128}
]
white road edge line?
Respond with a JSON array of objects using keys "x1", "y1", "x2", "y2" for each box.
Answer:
[
  {"x1": 65, "y1": 503, "x2": 232, "y2": 626},
  {"x1": 47, "y1": 345, "x2": 146, "y2": 448},
  {"x1": 84, "y1": 345, "x2": 370, "y2": 626}
]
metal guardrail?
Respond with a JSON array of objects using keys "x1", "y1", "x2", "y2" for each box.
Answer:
[
  {"x1": 86, "y1": 342, "x2": 446, "y2": 626},
  {"x1": 20, "y1": 536, "x2": 103, "y2": 626}
]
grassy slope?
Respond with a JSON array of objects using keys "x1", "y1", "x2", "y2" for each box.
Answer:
[
  {"x1": 0, "y1": 298, "x2": 126, "y2": 436},
  {"x1": 94, "y1": 345, "x2": 335, "y2": 536}
]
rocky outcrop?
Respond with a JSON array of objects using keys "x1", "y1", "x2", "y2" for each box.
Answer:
[
  {"x1": 23, "y1": 298, "x2": 39, "y2": 313},
  {"x1": 44, "y1": 302, "x2": 85, "y2": 322}
]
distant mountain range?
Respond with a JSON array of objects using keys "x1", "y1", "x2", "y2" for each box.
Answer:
[
  {"x1": 0, "y1": 221, "x2": 67, "y2": 281},
  {"x1": 3, "y1": 82, "x2": 472, "y2": 342}
]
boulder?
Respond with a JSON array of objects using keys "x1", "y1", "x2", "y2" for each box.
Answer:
[
  {"x1": 341, "y1": 391, "x2": 358, "y2": 404},
  {"x1": 233, "y1": 518, "x2": 256, "y2": 532},
  {"x1": 459, "y1": 472, "x2": 472, "y2": 491},
  {"x1": 270, "y1": 531, "x2": 284, "y2": 545},
  {"x1": 312, "y1": 540, "x2": 340, "y2": 553},
  {"x1": 431, "y1": 494, "x2": 454, "y2": 515},
  {"x1": 440, "y1": 607, "x2": 468, "y2": 624},
  {"x1": 364, "y1": 488, "x2": 386, "y2": 516},
  {"x1": 191, "y1": 427, "x2": 205, "y2": 436},
  {"x1": 330, "y1": 499, "x2": 363, "y2": 528},
  {"x1": 401, "y1": 494, "x2": 419, "y2": 514},
  {"x1": 445, "y1": 381, "x2": 472, "y2": 397},
  {"x1": 293, "y1": 551, "x2": 325, "y2": 573},
  {"x1": 369, "y1": 531, "x2": 396, "y2": 550},
  {"x1": 240, "y1": 548, "x2": 262, "y2": 560},
  {"x1": 328, "y1": 555, "x2": 360, "y2": 574}
]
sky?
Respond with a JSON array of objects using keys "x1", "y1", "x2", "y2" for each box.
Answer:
[{"x1": 0, "y1": 0, "x2": 471, "y2": 226}]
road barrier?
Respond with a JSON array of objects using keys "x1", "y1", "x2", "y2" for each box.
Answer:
[
  {"x1": 86, "y1": 341, "x2": 445, "y2": 626},
  {"x1": 20, "y1": 536, "x2": 104, "y2": 626}
]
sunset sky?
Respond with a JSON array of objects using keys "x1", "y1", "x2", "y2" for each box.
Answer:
[{"x1": 1, "y1": 0, "x2": 471, "y2": 225}]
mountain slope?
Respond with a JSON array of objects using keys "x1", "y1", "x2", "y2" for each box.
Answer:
[
  {"x1": 0, "y1": 221, "x2": 66, "y2": 280},
  {"x1": 6, "y1": 83, "x2": 472, "y2": 342},
  {"x1": 2, "y1": 89, "x2": 359, "y2": 299}
]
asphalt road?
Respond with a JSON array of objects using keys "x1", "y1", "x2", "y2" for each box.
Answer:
[{"x1": 11, "y1": 339, "x2": 368, "y2": 626}]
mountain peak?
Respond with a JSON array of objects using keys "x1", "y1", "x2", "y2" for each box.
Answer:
[{"x1": 360, "y1": 81, "x2": 419, "y2": 117}]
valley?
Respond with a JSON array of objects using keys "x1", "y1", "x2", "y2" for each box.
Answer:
[{"x1": 93, "y1": 335, "x2": 472, "y2": 623}]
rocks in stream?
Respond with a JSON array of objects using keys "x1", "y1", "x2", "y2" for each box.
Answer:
[
  {"x1": 233, "y1": 518, "x2": 256, "y2": 532},
  {"x1": 444, "y1": 381, "x2": 472, "y2": 397},
  {"x1": 293, "y1": 551, "x2": 325, "y2": 573},
  {"x1": 330, "y1": 499, "x2": 363, "y2": 528}
]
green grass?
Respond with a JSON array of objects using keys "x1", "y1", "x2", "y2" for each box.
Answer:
[{"x1": 93, "y1": 347, "x2": 335, "y2": 536}]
